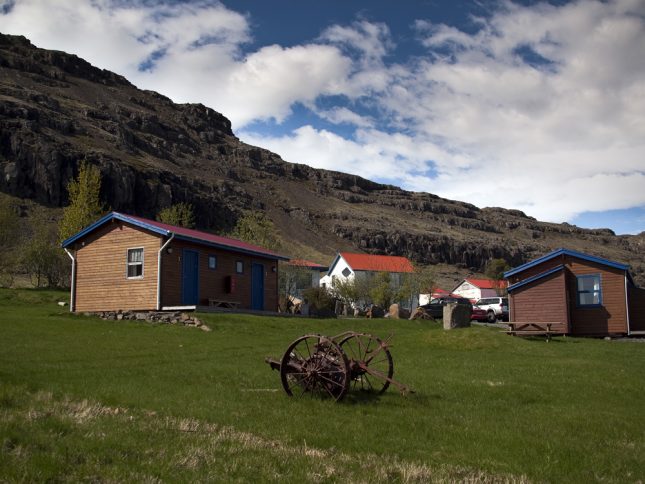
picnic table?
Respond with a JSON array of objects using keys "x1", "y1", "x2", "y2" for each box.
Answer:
[
  {"x1": 208, "y1": 299, "x2": 241, "y2": 309},
  {"x1": 506, "y1": 321, "x2": 566, "y2": 341}
]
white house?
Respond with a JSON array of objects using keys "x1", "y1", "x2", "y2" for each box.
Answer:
[
  {"x1": 320, "y1": 252, "x2": 415, "y2": 307},
  {"x1": 451, "y1": 278, "x2": 505, "y2": 301}
]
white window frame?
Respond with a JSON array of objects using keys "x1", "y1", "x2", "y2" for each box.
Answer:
[{"x1": 126, "y1": 247, "x2": 144, "y2": 279}]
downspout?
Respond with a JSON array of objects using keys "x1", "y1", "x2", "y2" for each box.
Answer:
[
  {"x1": 625, "y1": 274, "x2": 631, "y2": 336},
  {"x1": 157, "y1": 234, "x2": 174, "y2": 310},
  {"x1": 64, "y1": 248, "x2": 76, "y2": 312}
]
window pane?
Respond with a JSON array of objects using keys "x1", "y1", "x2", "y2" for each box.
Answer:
[
  {"x1": 128, "y1": 248, "x2": 143, "y2": 263},
  {"x1": 577, "y1": 275, "x2": 601, "y2": 306},
  {"x1": 208, "y1": 255, "x2": 217, "y2": 270},
  {"x1": 127, "y1": 264, "x2": 142, "y2": 278},
  {"x1": 236, "y1": 261, "x2": 243, "y2": 273}
]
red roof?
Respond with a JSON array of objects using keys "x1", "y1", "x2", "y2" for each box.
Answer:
[
  {"x1": 120, "y1": 213, "x2": 286, "y2": 259},
  {"x1": 340, "y1": 252, "x2": 414, "y2": 273},
  {"x1": 288, "y1": 259, "x2": 328, "y2": 270},
  {"x1": 464, "y1": 278, "x2": 507, "y2": 289}
]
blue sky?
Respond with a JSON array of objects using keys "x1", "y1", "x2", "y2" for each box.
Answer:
[{"x1": 1, "y1": 0, "x2": 644, "y2": 235}]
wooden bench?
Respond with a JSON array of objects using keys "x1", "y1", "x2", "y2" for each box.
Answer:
[
  {"x1": 506, "y1": 322, "x2": 566, "y2": 341},
  {"x1": 208, "y1": 299, "x2": 241, "y2": 309}
]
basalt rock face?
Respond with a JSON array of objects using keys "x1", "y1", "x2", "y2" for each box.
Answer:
[{"x1": 1, "y1": 34, "x2": 644, "y2": 284}]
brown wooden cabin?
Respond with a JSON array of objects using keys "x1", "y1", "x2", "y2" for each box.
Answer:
[
  {"x1": 61, "y1": 212, "x2": 288, "y2": 313},
  {"x1": 504, "y1": 248, "x2": 645, "y2": 336}
]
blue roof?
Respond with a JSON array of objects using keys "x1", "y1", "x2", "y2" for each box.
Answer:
[
  {"x1": 503, "y1": 248, "x2": 630, "y2": 279},
  {"x1": 507, "y1": 265, "x2": 565, "y2": 293},
  {"x1": 61, "y1": 212, "x2": 169, "y2": 248},
  {"x1": 61, "y1": 211, "x2": 289, "y2": 260}
]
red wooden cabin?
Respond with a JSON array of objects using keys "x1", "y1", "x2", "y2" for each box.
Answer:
[{"x1": 504, "y1": 248, "x2": 645, "y2": 336}]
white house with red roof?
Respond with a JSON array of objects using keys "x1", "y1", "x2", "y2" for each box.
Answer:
[
  {"x1": 320, "y1": 252, "x2": 416, "y2": 308},
  {"x1": 451, "y1": 278, "x2": 506, "y2": 301}
]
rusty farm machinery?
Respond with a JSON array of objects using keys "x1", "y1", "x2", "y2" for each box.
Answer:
[{"x1": 265, "y1": 331, "x2": 412, "y2": 401}]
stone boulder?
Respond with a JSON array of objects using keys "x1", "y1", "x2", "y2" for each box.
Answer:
[
  {"x1": 443, "y1": 303, "x2": 471, "y2": 330},
  {"x1": 388, "y1": 303, "x2": 400, "y2": 319}
]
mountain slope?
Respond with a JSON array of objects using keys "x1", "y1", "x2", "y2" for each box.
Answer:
[{"x1": 1, "y1": 33, "x2": 643, "y2": 285}]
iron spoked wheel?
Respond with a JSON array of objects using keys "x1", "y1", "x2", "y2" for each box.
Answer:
[
  {"x1": 339, "y1": 333, "x2": 394, "y2": 395},
  {"x1": 279, "y1": 334, "x2": 350, "y2": 401}
]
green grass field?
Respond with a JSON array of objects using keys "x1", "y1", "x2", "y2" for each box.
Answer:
[{"x1": 1, "y1": 288, "x2": 644, "y2": 482}]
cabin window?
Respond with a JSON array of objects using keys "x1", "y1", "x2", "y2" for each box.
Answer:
[
  {"x1": 208, "y1": 255, "x2": 217, "y2": 270},
  {"x1": 577, "y1": 274, "x2": 602, "y2": 307},
  {"x1": 126, "y1": 248, "x2": 144, "y2": 279},
  {"x1": 342, "y1": 267, "x2": 351, "y2": 277},
  {"x1": 236, "y1": 260, "x2": 244, "y2": 274}
]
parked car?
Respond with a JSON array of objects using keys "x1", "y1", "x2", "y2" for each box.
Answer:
[
  {"x1": 473, "y1": 297, "x2": 509, "y2": 323},
  {"x1": 421, "y1": 297, "x2": 472, "y2": 319},
  {"x1": 471, "y1": 306, "x2": 488, "y2": 321}
]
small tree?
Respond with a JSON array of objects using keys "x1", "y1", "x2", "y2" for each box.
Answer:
[
  {"x1": 157, "y1": 202, "x2": 195, "y2": 228},
  {"x1": 331, "y1": 277, "x2": 359, "y2": 308},
  {"x1": 22, "y1": 236, "x2": 66, "y2": 287},
  {"x1": 23, "y1": 209, "x2": 67, "y2": 288},
  {"x1": 278, "y1": 261, "x2": 313, "y2": 310},
  {"x1": 230, "y1": 211, "x2": 281, "y2": 250},
  {"x1": 399, "y1": 264, "x2": 436, "y2": 309},
  {"x1": 369, "y1": 271, "x2": 397, "y2": 308},
  {"x1": 301, "y1": 286, "x2": 335, "y2": 314},
  {"x1": 0, "y1": 197, "x2": 20, "y2": 286},
  {"x1": 485, "y1": 258, "x2": 510, "y2": 295},
  {"x1": 59, "y1": 161, "x2": 105, "y2": 242}
]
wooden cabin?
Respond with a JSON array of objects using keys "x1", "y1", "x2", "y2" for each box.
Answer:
[
  {"x1": 61, "y1": 212, "x2": 287, "y2": 313},
  {"x1": 504, "y1": 248, "x2": 645, "y2": 336}
]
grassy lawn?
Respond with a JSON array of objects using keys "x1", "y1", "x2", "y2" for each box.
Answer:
[{"x1": 1, "y1": 288, "x2": 644, "y2": 482}]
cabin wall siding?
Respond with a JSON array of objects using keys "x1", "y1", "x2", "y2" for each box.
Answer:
[
  {"x1": 160, "y1": 239, "x2": 279, "y2": 311},
  {"x1": 628, "y1": 286, "x2": 645, "y2": 331},
  {"x1": 567, "y1": 259, "x2": 627, "y2": 335},
  {"x1": 74, "y1": 222, "x2": 160, "y2": 312},
  {"x1": 509, "y1": 270, "x2": 569, "y2": 327}
]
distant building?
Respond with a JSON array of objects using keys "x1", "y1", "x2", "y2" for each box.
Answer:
[
  {"x1": 283, "y1": 259, "x2": 328, "y2": 300},
  {"x1": 451, "y1": 278, "x2": 506, "y2": 301},
  {"x1": 320, "y1": 252, "x2": 415, "y2": 308}
]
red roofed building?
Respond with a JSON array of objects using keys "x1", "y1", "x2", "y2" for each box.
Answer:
[
  {"x1": 451, "y1": 278, "x2": 507, "y2": 301},
  {"x1": 320, "y1": 252, "x2": 415, "y2": 307},
  {"x1": 61, "y1": 212, "x2": 288, "y2": 312}
]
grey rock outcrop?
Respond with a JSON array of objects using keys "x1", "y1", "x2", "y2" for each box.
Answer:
[{"x1": 1, "y1": 33, "x2": 643, "y2": 285}]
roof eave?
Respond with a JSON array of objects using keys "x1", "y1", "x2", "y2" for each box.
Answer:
[
  {"x1": 173, "y1": 234, "x2": 289, "y2": 261},
  {"x1": 504, "y1": 248, "x2": 630, "y2": 279},
  {"x1": 61, "y1": 211, "x2": 169, "y2": 248},
  {"x1": 507, "y1": 264, "x2": 565, "y2": 292}
]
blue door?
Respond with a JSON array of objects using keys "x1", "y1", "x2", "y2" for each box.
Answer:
[
  {"x1": 182, "y1": 249, "x2": 199, "y2": 305},
  {"x1": 252, "y1": 263, "x2": 265, "y2": 310}
]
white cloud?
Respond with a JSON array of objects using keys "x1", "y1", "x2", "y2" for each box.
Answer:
[
  {"x1": 315, "y1": 107, "x2": 374, "y2": 127},
  {"x1": 0, "y1": 0, "x2": 352, "y2": 127},
  {"x1": 246, "y1": 0, "x2": 645, "y2": 225},
  {"x1": 1, "y1": 0, "x2": 645, "y2": 226}
]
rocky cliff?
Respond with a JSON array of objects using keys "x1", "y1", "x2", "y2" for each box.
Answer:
[{"x1": 1, "y1": 33, "x2": 643, "y2": 285}]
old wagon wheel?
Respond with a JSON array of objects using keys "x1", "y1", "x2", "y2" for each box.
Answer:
[
  {"x1": 279, "y1": 334, "x2": 350, "y2": 401},
  {"x1": 338, "y1": 333, "x2": 394, "y2": 394}
]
